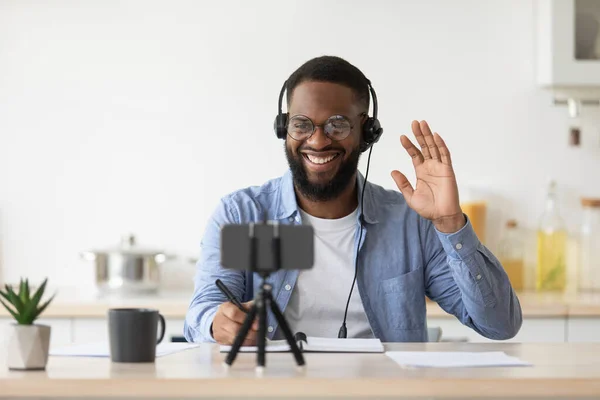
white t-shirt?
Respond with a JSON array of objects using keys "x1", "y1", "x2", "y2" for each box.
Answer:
[{"x1": 282, "y1": 207, "x2": 374, "y2": 339}]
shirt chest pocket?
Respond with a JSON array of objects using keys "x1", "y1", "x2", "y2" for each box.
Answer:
[{"x1": 377, "y1": 268, "x2": 426, "y2": 332}]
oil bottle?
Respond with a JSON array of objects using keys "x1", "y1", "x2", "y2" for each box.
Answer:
[{"x1": 536, "y1": 180, "x2": 567, "y2": 291}]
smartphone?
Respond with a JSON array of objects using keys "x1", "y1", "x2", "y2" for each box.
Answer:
[{"x1": 220, "y1": 223, "x2": 314, "y2": 272}]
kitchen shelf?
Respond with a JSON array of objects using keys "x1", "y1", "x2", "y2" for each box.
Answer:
[{"x1": 537, "y1": 0, "x2": 600, "y2": 100}]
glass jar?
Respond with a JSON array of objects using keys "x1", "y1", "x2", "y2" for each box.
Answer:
[
  {"x1": 460, "y1": 187, "x2": 487, "y2": 244},
  {"x1": 578, "y1": 198, "x2": 600, "y2": 292},
  {"x1": 498, "y1": 219, "x2": 525, "y2": 291}
]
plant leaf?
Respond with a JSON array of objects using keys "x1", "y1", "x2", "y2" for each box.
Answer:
[
  {"x1": 5, "y1": 285, "x2": 24, "y2": 315},
  {"x1": 19, "y1": 279, "x2": 25, "y2": 301},
  {"x1": 24, "y1": 278, "x2": 30, "y2": 302},
  {"x1": 30, "y1": 278, "x2": 48, "y2": 309},
  {"x1": 0, "y1": 289, "x2": 12, "y2": 304},
  {"x1": 32, "y1": 292, "x2": 56, "y2": 322},
  {"x1": 21, "y1": 297, "x2": 38, "y2": 325},
  {"x1": 0, "y1": 298, "x2": 22, "y2": 323}
]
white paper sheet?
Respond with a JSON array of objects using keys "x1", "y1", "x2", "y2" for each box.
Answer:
[
  {"x1": 385, "y1": 351, "x2": 532, "y2": 368},
  {"x1": 50, "y1": 342, "x2": 200, "y2": 358}
]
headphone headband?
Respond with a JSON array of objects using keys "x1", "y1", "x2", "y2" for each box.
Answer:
[{"x1": 367, "y1": 79, "x2": 378, "y2": 120}]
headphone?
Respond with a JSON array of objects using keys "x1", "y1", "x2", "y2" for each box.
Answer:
[
  {"x1": 273, "y1": 77, "x2": 383, "y2": 339},
  {"x1": 273, "y1": 79, "x2": 383, "y2": 152}
]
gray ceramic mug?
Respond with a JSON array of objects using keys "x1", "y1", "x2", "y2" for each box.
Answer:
[{"x1": 108, "y1": 308, "x2": 166, "y2": 363}]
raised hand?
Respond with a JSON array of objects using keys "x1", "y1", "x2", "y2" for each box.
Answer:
[{"x1": 391, "y1": 120, "x2": 465, "y2": 233}]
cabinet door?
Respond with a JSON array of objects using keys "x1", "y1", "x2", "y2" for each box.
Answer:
[
  {"x1": 537, "y1": 0, "x2": 600, "y2": 87},
  {"x1": 567, "y1": 318, "x2": 600, "y2": 342},
  {"x1": 0, "y1": 318, "x2": 72, "y2": 347},
  {"x1": 427, "y1": 317, "x2": 566, "y2": 342},
  {"x1": 72, "y1": 318, "x2": 108, "y2": 343}
]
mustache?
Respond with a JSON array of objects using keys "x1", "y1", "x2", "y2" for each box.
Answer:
[{"x1": 296, "y1": 146, "x2": 344, "y2": 153}]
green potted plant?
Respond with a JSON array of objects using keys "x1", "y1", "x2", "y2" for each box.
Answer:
[{"x1": 0, "y1": 278, "x2": 55, "y2": 370}]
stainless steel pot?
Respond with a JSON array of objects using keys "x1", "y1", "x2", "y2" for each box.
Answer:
[{"x1": 80, "y1": 234, "x2": 169, "y2": 294}]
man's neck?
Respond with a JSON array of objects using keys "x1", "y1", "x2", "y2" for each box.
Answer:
[{"x1": 295, "y1": 175, "x2": 359, "y2": 219}]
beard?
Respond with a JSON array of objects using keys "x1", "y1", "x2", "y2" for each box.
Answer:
[{"x1": 285, "y1": 142, "x2": 361, "y2": 202}]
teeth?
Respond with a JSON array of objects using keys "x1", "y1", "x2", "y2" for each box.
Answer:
[{"x1": 306, "y1": 154, "x2": 337, "y2": 164}]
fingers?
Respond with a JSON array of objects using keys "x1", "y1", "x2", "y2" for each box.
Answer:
[
  {"x1": 433, "y1": 132, "x2": 452, "y2": 165},
  {"x1": 215, "y1": 321, "x2": 258, "y2": 346},
  {"x1": 221, "y1": 320, "x2": 258, "y2": 345},
  {"x1": 419, "y1": 120, "x2": 441, "y2": 161},
  {"x1": 213, "y1": 302, "x2": 260, "y2": 345},
  {"x1": 400, "y1": 135, "x2": 424, "y2": 167},
  {"x1": 391, "y1": 170, "x2": 414, "y2": 200},
  {"x1": 411, "y1": 120, "x2": 431, "y2": 160},
  {"x1": 222, "y1": 301, "x2": 253, "y2": 326},
  {"x1": 242, "y1": 301, "x2": 258, "y2": 330}
]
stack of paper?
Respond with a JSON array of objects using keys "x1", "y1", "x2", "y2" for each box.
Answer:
[{"x1": 385, "y1": 351, "x2": 532, "y2": 368}]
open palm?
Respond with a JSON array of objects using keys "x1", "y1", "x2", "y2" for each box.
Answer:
[{"x1": 391, "y1": 120, "x2": 464, "y2": 232}]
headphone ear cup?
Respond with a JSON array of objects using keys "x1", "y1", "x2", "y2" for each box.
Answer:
[
  {"x1": 361, "y1": 117, "x2": 383, "y2": 152},
  {"x1": 274, "y1": 113, "x2": 288, "y2": 139}
]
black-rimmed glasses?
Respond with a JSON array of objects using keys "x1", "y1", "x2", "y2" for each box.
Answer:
[{"x1": 287, "y1": 114, "x2": 363, "y2": 141}]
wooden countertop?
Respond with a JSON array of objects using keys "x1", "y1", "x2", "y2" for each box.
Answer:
[
  {"x1": 2, "y1": 343, "x2": 600, "y2": 399},
  {"x1": 2, "y1": 289, "x2": 600, "y2": 319}
]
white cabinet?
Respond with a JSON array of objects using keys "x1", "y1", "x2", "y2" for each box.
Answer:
[
  {"x1": 536, "y1": 0, "x2": 600, "y2": 96},
  {"x1": 72, "y1": 318, "x2": 108, "y2": 344},
  {"x1": 428, "y1": 317, "x2": 566, "y2": 343},
  {"x1": 72, "y1": 318, "x2": 186, "y2": 344},
  {"x1": 0, "y1": 318, "x2": 72, "y2": 347},
  {"x1": 566, "y1": 317, "x2": 600, "y2": 342}
]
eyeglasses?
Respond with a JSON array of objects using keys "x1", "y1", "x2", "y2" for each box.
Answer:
[{"x1": 287, "y1": 114, "x2": 364, "y2": 141}]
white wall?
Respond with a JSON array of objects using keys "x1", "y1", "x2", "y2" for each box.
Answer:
[{"x1": 1, "y1": 0, "x2": 599, "y2": 289}]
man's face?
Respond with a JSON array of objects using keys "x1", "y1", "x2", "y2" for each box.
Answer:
[{"x1": 284, "y1": 81, "x2": 364, "y2": 202}]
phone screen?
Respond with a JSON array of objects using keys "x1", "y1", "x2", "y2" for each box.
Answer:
[{"x1": 220, "y1": 223, "x2": 314, "y2": 272}]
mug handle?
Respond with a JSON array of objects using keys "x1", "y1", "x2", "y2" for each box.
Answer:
[{"x1": 157, "y1": 313, "x2": 166, "y2": 344}]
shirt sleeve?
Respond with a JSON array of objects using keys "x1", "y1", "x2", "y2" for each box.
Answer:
[
  {"x1": 423, "y1": 214, "x2": 523, "y2": 340},
  {"x1": 183, "y1": 198, "x2": 247, "y2": 343}
]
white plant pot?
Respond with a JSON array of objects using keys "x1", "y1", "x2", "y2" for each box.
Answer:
[{"x1": 6, "y1": 324, "x2": 51, "y2": 370}]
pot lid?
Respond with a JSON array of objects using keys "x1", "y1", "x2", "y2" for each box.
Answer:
[{"x1": 87, "y1": 234, "x2": 166, "y2": 256}]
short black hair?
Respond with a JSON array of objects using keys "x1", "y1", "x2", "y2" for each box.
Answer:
[{"x1": 285, "y1": 55, "x2": 370, "y2": 111}]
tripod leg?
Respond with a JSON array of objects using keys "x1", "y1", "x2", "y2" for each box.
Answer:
[
  {"x1": 225, "y1": 305, "x2": 258, "y2": 366},
  {"x1": 256, "y1": 295, "x2": 267, "y2": 369},
  {"x1": 268, "y1": 292, "x2": 305, "y2": 366}
]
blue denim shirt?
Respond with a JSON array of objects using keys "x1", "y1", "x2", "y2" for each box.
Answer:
[{"x1": 184, "y1": 170, "x2": 522, "y2": 343}]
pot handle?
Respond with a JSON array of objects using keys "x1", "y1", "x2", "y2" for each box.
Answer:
[
  {"x1": 154, "y1": 254, "x2": 178, "y2": 263},
  {"x1": 79, "y1": 252, "x2": 96, "y2": 261}
]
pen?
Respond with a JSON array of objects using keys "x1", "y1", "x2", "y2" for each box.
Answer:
[{"x1": 215, "y1": 279, "x2": 249, "y2": 314}]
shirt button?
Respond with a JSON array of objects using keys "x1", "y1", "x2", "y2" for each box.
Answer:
[
  {"x1": 288, "y1": 217, "x2": 294, "y2": 222},
  {"x1": 267, "y1": 326, "x2": 274, "y2": 333},
  {"x1": 476, "y1": 274, "x2": 482, "y2": 280},
  {"x1": 284, "y1": 284, "x2": 291, "y2": 291},
  {"x1": 455, "y1": 243, "x2": 463, "y2": 250}
]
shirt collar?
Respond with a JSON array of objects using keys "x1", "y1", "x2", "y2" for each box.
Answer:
[{"x1": 276, "y1": 169, "x2": 380, "y2": 224}]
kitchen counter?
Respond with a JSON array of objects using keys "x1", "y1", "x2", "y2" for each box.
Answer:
[
  {"x1": 2, "y1": 342, "x2": 600, "y2": 399},
  {"x1": 2, "y1": 288, "x2": 600, "y2": 319}
]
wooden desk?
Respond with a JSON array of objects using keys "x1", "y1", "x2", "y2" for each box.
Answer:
[{"x1": 1, "y1": 343, "x2": 600, "y2": 399}]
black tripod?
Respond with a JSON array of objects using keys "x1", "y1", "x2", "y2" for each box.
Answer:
[{"x1": 224, "y1": 274, "x2": 305, "y2": 368}]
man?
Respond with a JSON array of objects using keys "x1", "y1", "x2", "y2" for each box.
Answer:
[{"x1": 184, "y1": 56, "x2": 522, "y2": 344}]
